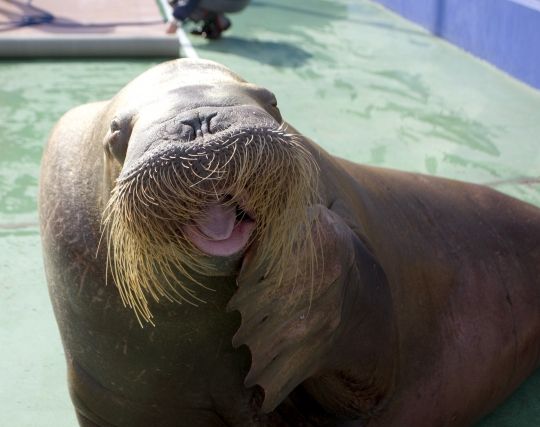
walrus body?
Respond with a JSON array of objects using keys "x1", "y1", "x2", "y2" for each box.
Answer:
[{"x1": 39, "y1": 59, "x2": 540, "y2": 427}]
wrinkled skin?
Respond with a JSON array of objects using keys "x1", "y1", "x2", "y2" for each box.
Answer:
[{"x1": 39, "y1": 59, "x2": 540, "y2": 427}]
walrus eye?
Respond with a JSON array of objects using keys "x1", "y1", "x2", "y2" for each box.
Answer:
[
  {"x1": 267, "y1": 97, "x2": 282, "y2": 122},
  {"x1": 267, "y1": 93, "x2": 278, "y2": 109}
]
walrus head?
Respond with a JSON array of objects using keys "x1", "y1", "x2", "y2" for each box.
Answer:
[{"x1": 101, "y1": 59, "x2": 319, "y2": 324}]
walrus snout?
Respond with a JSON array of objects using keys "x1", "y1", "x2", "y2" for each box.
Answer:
[
  {"x1": 119, "y1": 104, "x2": 280, "y2": 175},
  {"x1": 181, "y1": 111, "x2": 218, "y2": 140},
  {"x1": 102, "y1": 95, "x2": 318, "y2": 320}
]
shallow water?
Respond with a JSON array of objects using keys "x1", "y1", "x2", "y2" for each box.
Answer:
[{"x1": 1, "y1": 0, "x2": 539, "y2": 425}]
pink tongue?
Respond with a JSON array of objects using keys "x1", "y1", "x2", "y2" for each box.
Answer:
[
  {"x1": 195, "y1": 203, "x2": 236, "y2": 240},
  {"x1": 184, "y1": 202, "x2": 255, "y2": 257}
]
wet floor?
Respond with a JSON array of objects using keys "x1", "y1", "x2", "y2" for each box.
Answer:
[{"x1": 1, "y1": 0, "x2": 539, "y2": 425}]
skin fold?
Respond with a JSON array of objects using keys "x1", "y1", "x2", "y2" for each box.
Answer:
[{"x1": 39, "y1": 59, "x2": 540, "y2": 427}]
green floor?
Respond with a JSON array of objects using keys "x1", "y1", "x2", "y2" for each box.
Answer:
[{"x1": 1, "y1": 0, "x2": 539, "y2": 425}]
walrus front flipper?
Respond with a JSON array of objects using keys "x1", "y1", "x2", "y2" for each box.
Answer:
[{"x1": 228, "y1": 205, "x2": 397, "y2": 416}]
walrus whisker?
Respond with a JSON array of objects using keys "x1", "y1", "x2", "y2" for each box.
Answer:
[
  {"x1": 189, "y1": 161, "x2": 223, "y2": 188},
  {"x1": 205, "y1": 152, "x2": 216, "y2": 170},
  {"x1": 158, "y1": 260, "x2": 208, "y2": 301},
  {"x1": 103, "y1": 127, "x2": 319, "y2": 323},
  {"x1": 175, "y1": 155, "x2": 193, "y2": 162},
  {"x1": 221, "y1": 143, "x2": 237, "y2": 170},
  {"x1": 209, "y1": 180, "x2": 222, "y2": 202},
  {"x1": 160, "y1": 171, "x2": 177, "y2": 197}
]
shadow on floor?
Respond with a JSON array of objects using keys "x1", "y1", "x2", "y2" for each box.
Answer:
[{"x1": 195, "y1": 35, "x2": 312, "y2": 68}]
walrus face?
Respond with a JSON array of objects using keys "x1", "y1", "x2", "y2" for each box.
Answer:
[{"x1": 102, "y1": 60, "x2": 319, "y2": 323}]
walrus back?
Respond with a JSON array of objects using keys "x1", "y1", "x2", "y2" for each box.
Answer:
[{"x1": 333, "y1": 156, "x2": 540, "y2": 426}]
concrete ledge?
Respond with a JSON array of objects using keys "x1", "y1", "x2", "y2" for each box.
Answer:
[
  {"x1": 0, "y1": 35, "x2": 179, "y2": 58},
  {"x1": 372, "y1": 0, "x2": 540, "y2": 90},
  {"x1": 0, "y1": 0, "x2": 179, "y2": 58}
]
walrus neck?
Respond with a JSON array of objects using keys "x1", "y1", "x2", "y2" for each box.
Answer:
[{"x1": 309, "y1": 260, "x2": 398, "y2": 421}]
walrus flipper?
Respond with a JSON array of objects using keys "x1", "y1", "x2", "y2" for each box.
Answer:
[{"x1": 228, "y1": 204, "x2": 395, "y2": 416}]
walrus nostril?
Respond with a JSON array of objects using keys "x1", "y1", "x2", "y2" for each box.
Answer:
[
  {"x1": 181, "y1": 112, "x2": 219, "y2": 139},
  {"x1": 180, "y1": 116, "x2": 203, "y2": 139},
  {"x1": 204, "y1": 112, "x2": 218, "y2": 134}
]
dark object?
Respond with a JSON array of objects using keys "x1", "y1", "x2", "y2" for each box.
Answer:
[
  {"x1": 168, "y1": 0, "x2": 249, "y2": 38},
  {"x1": 168, "y1": 0, "x2": 201, "y2": 21},
  {"x1": 190, "y1": 12, "x2": 231, "y2": 39}
]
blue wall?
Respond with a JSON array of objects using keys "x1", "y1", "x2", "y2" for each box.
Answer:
[{"x1": 372, "y1": 0, "x2": 540, "y2": 90}]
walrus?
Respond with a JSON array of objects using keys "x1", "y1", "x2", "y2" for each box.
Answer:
[{"x1": 39, "y1": 58, "x2": 540, "y2": 427}]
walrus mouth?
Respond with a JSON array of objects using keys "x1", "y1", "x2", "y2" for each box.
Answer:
[
  {"x1": 183, "y1": 201, "x2": 256, "y2": 257},
  {"x1": 103, "y1": 125, "x2": 319, "y2": 324}
]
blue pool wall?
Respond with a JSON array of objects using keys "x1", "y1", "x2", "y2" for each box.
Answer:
[{"x1": 372, "y1": 0, "x2": 540, "y2": 90}]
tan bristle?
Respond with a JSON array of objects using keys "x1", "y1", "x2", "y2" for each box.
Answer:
[{"x1": 102, "y1": 127, "x2": 319, "y2": 324}]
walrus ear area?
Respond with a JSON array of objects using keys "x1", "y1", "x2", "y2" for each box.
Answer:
[
  {"x1": 246, "y1": 85, "x2": 282, "y2": 123},
  {"x1": 266, "y1": 92, "x2": 283, "y2": 123},
  {"x1": 103, "y1": 114, "x2": 134, "y2": 164},
  {"x1": 227, "y1": 205, "x2": 360, "y2": 413},
  {"x1": 265, "y1": 93, "x2": 282, "y2": 123}
]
